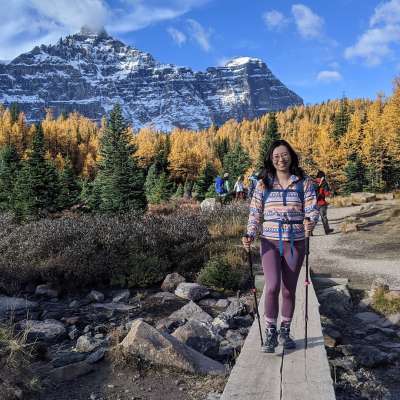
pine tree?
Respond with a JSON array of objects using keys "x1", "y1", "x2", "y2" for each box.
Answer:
[
  {"x1": 343, "y1": 156, "x2": 365, "y2": 194},
  {"x1": 257, "y1": 112, "x2": 280, "y2": 168},
  {"x1": 332, "y1": 97, "x2": 350, "y2": 140},
  {"x1": 144, "y1": 163, "x2": 170, "y2": 204},
  {"x1": 0, "y1": 145, "x2": 20, "y2": 210},
  {"x1": 13, "y1": 124, "x2": 60, "y2": 219},
  {"x1": 214, "y1": 137, "x2": 230, "y2": 165},
  {"x1": 223, "y1": 142, "x2": 251, "y2": 186},
  {"x1": 58, "y1": 158, "x2": 80, "y2": 209},
  {"x1": 173, "y1": 183, "x2": 184, "y2": 198},
  {"x1": 194, "y1": 162, "x2": 217, "y2": 201},
  {"x1": 93, "y1": 104, "x2": 146, "y2": 213},
  {"x1": 9, "y1": 102, "x2": 20, "y2": 124}
]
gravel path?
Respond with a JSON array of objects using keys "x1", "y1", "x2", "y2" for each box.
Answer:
[{"x1": 310, "y1": 200, "x2": 400, "y2": 289}]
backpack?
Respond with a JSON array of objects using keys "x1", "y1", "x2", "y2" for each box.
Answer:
[{"x1": 215, "y1": 176, "x2": 226, "y2": 195}]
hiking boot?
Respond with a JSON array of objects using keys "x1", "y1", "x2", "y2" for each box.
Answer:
[
  {"x1": 279, "y1": 324, "x2": 296, "y2": 349},
  {"x1": 325, "y1": 228, "x2": 334, "y2": 235},
  {"x1": 262, "y1": 326, "x2": 278, "y2": 353}
]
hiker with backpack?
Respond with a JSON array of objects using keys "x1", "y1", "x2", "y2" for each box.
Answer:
[
  {"x1": 248, "y1": 172, "x2": 258, "y2": 200},
  {"x1": 242, "y1": 139, "x2": 319, "y2": 353},
  {"x1": 314, "y1": 170, "x2": 334, "y2": 235},
  {"x1": 233, "y1": 175, "x2": 246, "y2": 201},
  {"x1": 215, "y1": 173, "x2": 231, "y2": 204}
]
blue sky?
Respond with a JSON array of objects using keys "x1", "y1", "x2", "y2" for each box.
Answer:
[{"x1": 2, "y1": 0, "x2": 400, "y2": 104}]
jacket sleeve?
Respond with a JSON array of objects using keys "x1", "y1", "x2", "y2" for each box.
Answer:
[
  {"x1": 304, "y1": 177, "x2": 320, "y2": 228},
  {"x1": 246, "y1": 180, "x2": 264, "y2": 238}
]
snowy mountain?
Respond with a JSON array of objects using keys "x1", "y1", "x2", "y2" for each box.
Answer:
[{"x1": 0, "y1": 27, "x2": 303, "y2": 131}]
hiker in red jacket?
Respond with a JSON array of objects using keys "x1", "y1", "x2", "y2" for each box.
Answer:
[{"x1": 314, "y1": 171, "x2": 334, "y2": 235}]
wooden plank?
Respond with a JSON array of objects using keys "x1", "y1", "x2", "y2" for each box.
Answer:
[
  {"x1": 220, "y1": 290, "x2": 282, "y2": 400},
  {"x1": 281, "y1": 267, "x2": 335, "y2": 400}
]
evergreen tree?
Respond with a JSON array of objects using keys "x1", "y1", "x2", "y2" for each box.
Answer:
[
  {"x1": 332, "y1": 96, "x2": 350, "y2": 140},
  {"x1": 144, "y1": 163, "x2": 170, "y2": 204},
  {"x1": 214, "y1": 137, "x2": 230, "y2": 165},
  {"x1": 223, "y1": 142, "x2": 251, "y2": 186},
  {"x1": 194, "y1": 162, "x2": 217, "y2": 201},
  {"x1": 58, "y1": 158, "x2": 80, "y2": 209},
  {"x1": 9, "y1": 102, "x2": 20, "y2": 124},
  {"x1": 93, "y1": 104, "x2": 146, "y2": 213},
  {"x1": 0, "y1": 145, "x2": 20, "y2": 210},
  {"x1": 257, "y1": 112, "x2": 280, "y2": 168},
  {"x1": 13, "y1": 124, "x2": 60, "y2": 219},
  {"x1": 173, "y1": 183, "x2": 184, "y2": 198},
  {"x1": 343, "y1": 156, "x2": 365, "y2": 194}
]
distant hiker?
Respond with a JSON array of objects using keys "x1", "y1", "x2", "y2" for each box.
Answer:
[
  {"x1": 242, "y1": 139, "x2": 319, "y2": 353},
  {"x1": 314, "y1": 170, "x2": 334, "y2": 235},
  {"x1": 215, "y1": 173, "x2": 230, "y2": 204},
  {"x1": 234, "y1": 176, "x2": 245, "y2": 201},
  {"x1": 248, "y1": 172, "x2": 258, "y2": 200}
]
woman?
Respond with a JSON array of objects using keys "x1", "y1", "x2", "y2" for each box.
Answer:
[
  {"x1": 242, "y1": 139, "x2": 319, "y2": 353},
  {"x1": 233, "y1": 176, "x2": 245, "y2": 201},
  {"x1": 314, "y1": 170, "x2": 334, "y2": 235}
]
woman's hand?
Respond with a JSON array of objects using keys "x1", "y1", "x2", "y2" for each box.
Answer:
[
  {"x1": 242, "y1": 235, "x2": 254, "y2": 251},
  {"x1": 304, "y1": 219, "x2": 313, "y2": 236}
]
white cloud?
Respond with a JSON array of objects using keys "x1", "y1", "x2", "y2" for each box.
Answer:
[
  {"x1": 167, "y1": 27, "x2": 187, "y2": 46},
  {"x1": 0, "y1": 0, "x2": 211, "y2": 60},
  {"x1": 291, "y1": 4, "x2": 324, "y2": 39},
  {"x1": 263, "y1": 10, "x2": 289, "y2": 31},
  {"x1": 316, "y1": 70, "x2": 342, "y2": 82},
  {"x1": 187, "y1": 19, "x2": 212, "y2": 51},
  {"x1": 345, "y1": 0, "x2": 400, "y2": 66}
]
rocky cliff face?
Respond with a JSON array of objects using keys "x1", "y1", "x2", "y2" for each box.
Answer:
[{"x1": 0, "y1": 28, "x2": 303, "y2": 131}]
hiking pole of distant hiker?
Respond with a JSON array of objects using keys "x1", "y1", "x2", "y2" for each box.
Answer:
[
  {"x1": 304, "y1": 217, "x2": 311, "y2": 350},
  {"x1": 244, "y1": 235, "x2": 263, "y2": 347}
]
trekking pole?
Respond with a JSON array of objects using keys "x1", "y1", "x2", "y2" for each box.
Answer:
[
  {"x1": 244, "y1": 235, "x2": 263, "y2": 347},
  {"x1": 304, "y1": 217, "x2": 311, "y2": 350}
]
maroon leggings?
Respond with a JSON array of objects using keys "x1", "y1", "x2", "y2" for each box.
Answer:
[{"x1": 260, "y1": 238, "x2": 305, "y2": 323}]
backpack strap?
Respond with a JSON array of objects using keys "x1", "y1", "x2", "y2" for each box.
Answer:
[{"x1": 295, "y1": 179, "x2": 304, "y2": 204}]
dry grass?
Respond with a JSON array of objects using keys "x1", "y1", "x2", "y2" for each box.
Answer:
[{"x1": 371, "y1": 288, "x2": 400, "y2": 315}]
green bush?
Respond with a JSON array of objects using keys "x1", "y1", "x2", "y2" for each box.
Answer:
[{"x1": 197, "y1": 258, "x2": 243, "y2": 291}]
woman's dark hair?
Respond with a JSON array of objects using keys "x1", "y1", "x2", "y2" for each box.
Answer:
[
  {"x1": 316, "y1": 170, "x2": 326, "y2": 178},
  {"x1": 259, "y1": 139, "x2": 304, "y2": 189}
]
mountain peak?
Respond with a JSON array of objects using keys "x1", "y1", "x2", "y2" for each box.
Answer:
[
  {"x1": 225, "y1": 57, "x2": 263, "y2": 68},
  {"x1": 79, "y1": 25, "x2": 108, "y2": 38}
]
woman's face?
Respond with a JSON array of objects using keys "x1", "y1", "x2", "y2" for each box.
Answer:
[{"x1": 271, "y1": 145, "x2": 291, "y2": 173}]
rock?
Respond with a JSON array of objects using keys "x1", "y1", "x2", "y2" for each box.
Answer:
[
  {"x1": 19, "y1": 319, "x2": 66, "y2": 342},
  {"x1": 378, "y1": 342, "x2": 400, "y2": 350},
  {"x1": 47, "y1": 361, "x2": 95, "y2": 382},
  {"x1": 35, "y1": 284, "x2": 59, "y2": 298},
  {"x1": 200, "y1": 198, "x2": 221, "y2": 212},
  {"x1": 384, "y1": 290, "x2": 400, "y2": 301},
  {"x1": 369, "y1": 278, "x2": 389, "y2": 299},
  {"x1": 318, "y1": 285, "x2": 352, "y2": 316},
  {"x1": 355, "y1": 312, "x2": 382, "y2": 324},
  {"x1": 120, "y1": 320, "x2": 226, "y2": 375},
  {"x1": 215, "y1": 299, "x2": 230, "y2": 309},
  {"x1": 75, "y1": 335, "x2": 106, "y2": 353},
  {"x1": 225, "y1": 330, "x2": 244, "y2": 351},
  {"x1": 69, "y1": 300, "x2": 80, "y2": 308},
  {"x1": 340, "y1": 222, "x2": 359, "y2": 233},
  {"x1": 351, "y1": 192, "x2": 376, "y2": 204},
  {"x1": 232, "y1": 315, "x2": 253, "y2": 329},
  {"x1": 217, "y1": 340, "x2": 236, "y2": 360},
  {"x1": 0, "y1": 296, "x2": 38, "y2": 318},
  {"x1": 338, "y1": 345, "x2": 391, "y2": 367},
  {"x1": 206, "y1": 393, "x2": 222, "y2": 400},
  {"x1": 387, "y1": 313, "x2": 400, "y2": 325},
  {"x1": 86, "y1": 347, "x2": 107, "y2": 363},
  {"x1": 112, "y1": 289, "x2": 130, "y2": 303},
  {"x1": 365, "y1": 333, "x2": 387, "y2": 343},
  {"x1": 199, "y1": 299, "x2": 218, "y2": 307},
  {"x1": 323, "y1": 326, "x2": 342, "y2": 347},
  {"x1": 172, "y1": 319, "x2": 221, "y2": 357},
  {"x1": 92, "y1": 302, "x2": 137, "y2": 312},
  {"x1": 68, "y1": 327, "x2": 79, "y2": 340},
  {"x1": 150, "y1": 292, "x2": 177, "y2": 302},
  {"x1": 358, "y1": 297, "x2": 372, "y2": 310},
  {"x1": 161, "y1": 273, "x2": 186, "y2": 292},
  {"x1": 51, "y1": 351, "x2": 87, "y2": 368},
  {"x1": 168, "y1": 301, "x2": 213, "y2": 324},
  {"x1": 87, "y1": 290, "x2": 104, "y2": 302},
  {"x1": 376, "y1": 192, "x2": 394, "y2": 200},
  {"x1": 330, "y1": 357, "x2": 356, "y2": 371},
  {"x1": 211, "y1": 316, "x2": 230, "y2": 335},
  {"x1": 63, "y1": 316, "x2": 80, "y2": 326},
  {"x1": 175, "y1": 283, "x2": 209, "y2": 301},
  {"x1": 313, "y1": 277, "x2": 349, "y2": 288}
]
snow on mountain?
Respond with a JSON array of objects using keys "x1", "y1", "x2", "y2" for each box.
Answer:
[{"x1": 0, "y1": 27, "x2": 303, "y2": 131}]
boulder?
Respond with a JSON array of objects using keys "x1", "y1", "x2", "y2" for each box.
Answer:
[
  {"x1": 167, "y1": 301, "x2": 213, "y2": 325},
  {"x1": 215, "y1": 299, "x2": 230, "y2": 309},
  {"x1": 351, "y1": 192, "x2": 376, "y2": 204},
  {"x1": 338, "y1": 344, "x2": 392, "y2": 367},
  {"x1": 340, "y1": 222, "x2": 359, "y2": 233},
  {"x1": 92, "y1": 302, "x2": 137, "y2": 312},
  {"x1": 322, "y1": 326, "x2": 342, "y2": 348},
  {"x1": 318, "y1": 285, "x2": 352, "y2": 316},
  {"x1": 354, "y1": 312, "x2": 382, "y2": 324},
  {"x1": 175, "y1": 283, "x2": 209, "y2": 301},
  {"x1": 35, "y1": 284, "x2": 59, "y2": 298},
  {"x1": 150, "y1": 292, "x2": 178, "y2": 302},
  {"x1": 199, "y1": 298, "x2": 218, "y2": 307},
  {"x1": 86, "y1": 347, "x2": 107, "y2": 363},
  {"x1": 161, "y1": 273, "x2": 186, "y2": 292},
  {"x1": 19, "y1": 319, "x2": 66, "y2": 342},
  {"x1": 47, "y1": 361, "x2": 95, "y2": 382},
  {"x1": 87, "y1": 290, "x2": 104, "y2": 302},
  {"x1": 172, "y1": 319, "x2": 221, "y2": 357},
  {"x1": 200, "y1": 198, "x2": 221, "y2": 212},
  {"x1": 120, "y1": 319, "x2": 226, "y2": 375},
  {"x1": 0, "y1": 296, "x2": 38, "y2": 318},
  {"x1": 51, "y1": 351, "x2": 87, "y2": 368},
  {"x1": 112, "y1": 289, "x2": 130, "y2": 303},
  {"x1": 225, "y1": 330, "x2": 244, "y2": 351},
  {"x1": 75, "y1": 335, "x2": 107, "y2": 353}
]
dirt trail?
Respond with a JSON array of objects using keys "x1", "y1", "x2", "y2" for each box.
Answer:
[{"x1": 310, "y1": 200, "x2": 400, "y2": 289}]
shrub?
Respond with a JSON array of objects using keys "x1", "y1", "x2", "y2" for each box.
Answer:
[
  {"x1": 0, "y1": 210, "x2": 209, "y2": 293},
  {"x1": 198, "y1": 258, "x2": 243, "y2": 291}
]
